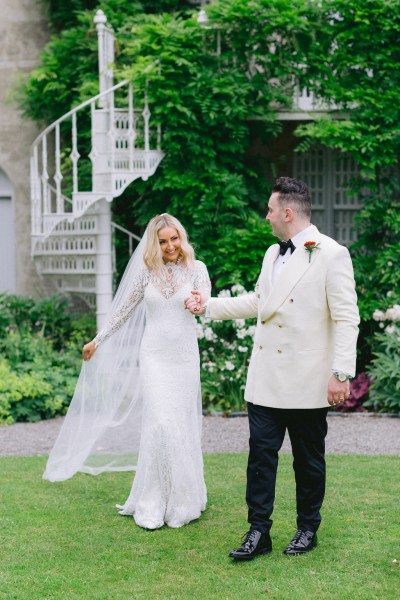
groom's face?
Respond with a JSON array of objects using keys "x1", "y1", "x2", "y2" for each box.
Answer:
[{"x1": 266, "y1": 193, "x2": 287, "y2": 239}]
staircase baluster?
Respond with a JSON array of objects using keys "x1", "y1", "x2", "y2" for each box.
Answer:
[
  {"x1": 31, "y1": 145, "x2": 41, "y2": 236},
  {"x1": 157, "y1": 124, "x2": 162, "y2": 153},
  {"x1": 143, "y1": 83, "x2": 150, "y2": 153},
  {"x1": 108, "y1": 91, "x2": 116, "y2": 191},
  {"x1": 143, "y1": 82, "x2": 151, "y2": 174},
  {"x1": 128, "y1": 82, "x2": 135, "y2": 172},
  {"x1": 55, "y1": 123, "x2": 64, "y2": 214},
  {"x1": 42, "y1": 135, "x2": 50, "y2": 215},
  {"x1": 71, "y1": 112, "x2": 80, "y2": 197},
  {"x1": 89, "y1": 101, "x2": 96, "y2": 187}
]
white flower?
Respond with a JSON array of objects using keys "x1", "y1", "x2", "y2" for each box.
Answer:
[
  {"x1": 238, "y1": 345, "x2": 248, "y2": 353},
  {"x1": 246, "y1": 326, "x2": 256, "y2": 337},
  {"x1": 379, "y1": 322, "x2": 385, "y2": 328},
  {"x1": 204, "y1": 327, "x2": 215, "y2": 341},
  {"x1": 387, "y1": 261, "x2": 393, "y2": 267},
  {"x1": 218, "y1": 289, "x2": 231, "y2": 298},
  {"x1": 231, "y1": 284, "x2": 246, "y2": 296},
  {"x1": 385, "y1": 325, "x2": 396, "y2": 335},
  {"x1": 237, "y1": 329, "x2": 247, "y2": 339},
  {"x1": 233, "y1": 319, "x2": 246, "y2": 329},
  {"x1": 386, "y1": 305, "x2": 400, "y2": 322},
  {"x1": 225, "y1": 360, "x2": 235, "y2": 371},
  {"x1": 387, "y1": 291, "x2": 394, "y2": 297},
  {"x1": 195, "y1": 324, "x2": 204, "y2": 339},
  {"x1": 373, "y1": 309, "x2": 385, "y2": 321}
]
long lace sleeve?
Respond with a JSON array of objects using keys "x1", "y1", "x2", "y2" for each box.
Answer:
[
  {"x1": 93, "y1": 270, "x2": 149, "y2": 348},
  {"x1": 192, "y1": 260, "x2": 211, "y2": 299}
]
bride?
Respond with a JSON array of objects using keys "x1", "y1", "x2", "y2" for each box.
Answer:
[{"x1": 43, "y1": 214, "x2": 211, "y2": 530}]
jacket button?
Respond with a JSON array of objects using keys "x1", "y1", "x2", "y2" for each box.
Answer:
[
  {"x1": 257, "y1": 293, "x2": 261, "y2": 299},
  {"x1": 289, "y1": 298, "x2": 294, "y2": 303},
  {"x1": 259, "y1": 345, "x2": 263, "y2": 350},
  {"x1": 261, "y1": 320, "x2": 266, "y2": 325},
  {"x1": 277, "y1": 349, "x2": 282, "y2": 353},
  {"x1": 278, "y1": 324, "x2": 283, "y2": 328}
]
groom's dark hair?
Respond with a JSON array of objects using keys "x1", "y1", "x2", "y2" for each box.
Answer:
[{"x1": 272, "y1": 177, "x2": 311, "y2": 219}]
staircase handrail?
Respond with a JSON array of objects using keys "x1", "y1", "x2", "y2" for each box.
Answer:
[
  {"x1": 111, "y1": 222, "x2": 141, "y2": 242},
  {"x1": 32, "y1": 59, "x2": 161, "y2": 149},
  {"x1": 31, "y1": 79, "x2": 129, "y2": 149},
  {"x1": 111, "y1": 222, "x2": 141, "y2": 256}
]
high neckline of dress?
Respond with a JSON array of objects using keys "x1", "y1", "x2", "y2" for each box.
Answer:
[{"x1": 163, "y1": 255, "x2": 183, "y2": 267}]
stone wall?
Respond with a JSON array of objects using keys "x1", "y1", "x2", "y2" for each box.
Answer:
[{"x1": 0, "y1": 0, "x2": 48, "y2": 295}]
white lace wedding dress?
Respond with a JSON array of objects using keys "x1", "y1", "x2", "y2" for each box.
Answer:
[{"x1": 93, "y1": 258, "x2": 210, "y2": 529}]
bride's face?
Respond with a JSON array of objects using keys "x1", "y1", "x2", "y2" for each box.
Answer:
[{"x1": 158, "y1": 226, "x2": 182, "y2": 263}]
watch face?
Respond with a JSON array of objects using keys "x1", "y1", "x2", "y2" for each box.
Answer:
[{"x1": 338, "y1": 373, "x2": 346, "y2": 382}]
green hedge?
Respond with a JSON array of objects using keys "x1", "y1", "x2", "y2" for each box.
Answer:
[{"x1": 0, "y1": 294, "x2": 95, "y2": 424}]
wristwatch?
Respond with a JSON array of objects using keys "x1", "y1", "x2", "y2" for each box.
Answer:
[{"x1": 333, "y1": 372, "x2": 351, "y2": 383}]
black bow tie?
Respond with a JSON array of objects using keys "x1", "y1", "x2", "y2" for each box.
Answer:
[{"x1": 278, "y1": 239, "x2": 296, "y2": 255}]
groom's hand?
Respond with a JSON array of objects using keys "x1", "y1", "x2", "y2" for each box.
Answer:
[
  {"x1": 185, "y1": 290, "x2": 207, "y2": 314},
  {"x1": 327, "y1": 375, "x2": 350, "y2": 407}
]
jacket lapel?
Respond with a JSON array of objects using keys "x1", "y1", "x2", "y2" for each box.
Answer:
[
  {"x1": 260, "y1": 228, "x2": 323, "y2": 321},
  {"x1": 262, "y1": 245, "x2": 279, "y2": 294}
]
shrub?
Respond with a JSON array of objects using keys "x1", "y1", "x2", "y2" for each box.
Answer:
[
  {"x1": 0, "y1": 294, "x2": 96, "y2": 424},
  {"x1": 363, "y1": 304, "x2": 400, "y2": 413}
]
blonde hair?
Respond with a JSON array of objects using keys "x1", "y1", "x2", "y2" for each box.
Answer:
[{"x1": 143, "y1": 213, "x2": 195, "y2": 272}]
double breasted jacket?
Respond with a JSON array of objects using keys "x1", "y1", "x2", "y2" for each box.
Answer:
[{"x1": 209, "y1": 226, "x2": 360, "y2": 409}]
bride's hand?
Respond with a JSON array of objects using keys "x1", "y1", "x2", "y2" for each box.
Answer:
[
  {"x1": 82, "y1": 341, "x2": 96, "y2": 361},
  {"x1": 185, "y1": 290, "x2": 207, "y2": 314}
]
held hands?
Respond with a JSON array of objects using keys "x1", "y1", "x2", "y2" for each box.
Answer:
[
  {"x1": 184, "y1": 290, "x2": 207, "y2": 315},
  {"x1": 82, "y1": 340, "x2": 96, "y2": 361},
  {"x1": 327, "y1": 375, "x2": 350, "y2": 407}
]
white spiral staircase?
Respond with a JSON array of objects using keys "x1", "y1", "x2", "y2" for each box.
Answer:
[{"x1": 30, "y1": 10, "x2": 164, "y2": 327}]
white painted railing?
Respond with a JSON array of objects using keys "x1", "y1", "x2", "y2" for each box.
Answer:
[{"x1": 30, "y1": 78, "x2": 163, "y2": 241}]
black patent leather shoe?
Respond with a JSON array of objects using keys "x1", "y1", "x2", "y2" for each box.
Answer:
[
  {"x1": 229, "y1": 530, "x2": 272, "y2": 561},
  {"x1": 283, "y1": 529, "x2": 317, "y2": 555}
]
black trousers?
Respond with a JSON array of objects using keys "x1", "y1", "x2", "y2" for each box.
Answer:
[{"x1": 246, "y1": 403, "x2": 328, "y2": 534}]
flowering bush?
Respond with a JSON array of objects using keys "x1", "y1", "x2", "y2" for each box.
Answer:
[
  {"x1": 196, "y1": 285, "x2": 256, "y2": 412},
  {"x1": 363, "y1": 302, "x2": 400, "y2": 413}
]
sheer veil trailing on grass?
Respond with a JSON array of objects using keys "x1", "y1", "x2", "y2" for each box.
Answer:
[{"x1": 43, "y1": 230, "x2": 152, "y2": 482}]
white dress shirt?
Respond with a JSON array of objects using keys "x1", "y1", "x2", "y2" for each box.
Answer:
[{"x1": 272, "y1": 224, "x2": 315, "y2": 285}]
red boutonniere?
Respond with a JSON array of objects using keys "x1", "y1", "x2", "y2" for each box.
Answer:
[{"x1": 304, "y1": 241, "x2": 320, "y2": 263}]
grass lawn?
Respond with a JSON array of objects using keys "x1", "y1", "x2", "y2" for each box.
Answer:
[{"x1": 0, "y1": 453, "x2": 398, "y2": 599}]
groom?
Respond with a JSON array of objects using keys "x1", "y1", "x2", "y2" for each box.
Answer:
[{"x1": 186, "y1": 177, "x2": 359, "y2": 558}]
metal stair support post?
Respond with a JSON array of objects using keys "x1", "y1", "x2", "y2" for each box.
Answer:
[{"x1": 96, "y1": 199, "x2": 113, "y2": 329}]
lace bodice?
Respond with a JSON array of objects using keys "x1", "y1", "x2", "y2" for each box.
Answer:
[{"x1": 94, "y1": 259, "x2": 210, "y2": 348}]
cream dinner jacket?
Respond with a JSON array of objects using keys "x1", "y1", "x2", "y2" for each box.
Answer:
[{"x1": 209, "y1": 226, "x2": 360, "y2": 409}]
